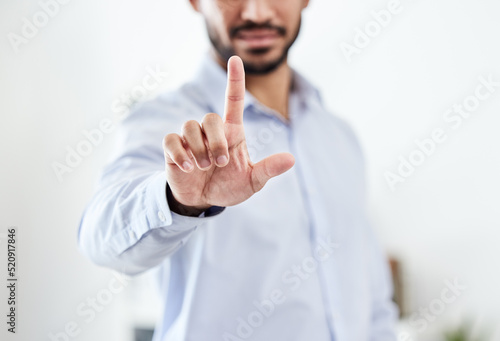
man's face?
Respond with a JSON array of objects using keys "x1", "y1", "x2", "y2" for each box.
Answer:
[{"x1": 191, "y1": 0, "x2": 310, "y2": 75}]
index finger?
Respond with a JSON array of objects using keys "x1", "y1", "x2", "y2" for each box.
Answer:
[{"x1": 223, "y1": 55, "x2": 245, "y2": 125}]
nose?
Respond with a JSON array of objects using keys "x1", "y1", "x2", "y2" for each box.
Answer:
[{"x1": 241, "y1": 0, "x2": 274, "y2": 24}]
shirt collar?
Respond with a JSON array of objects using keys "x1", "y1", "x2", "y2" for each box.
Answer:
[{"x1": 190, "y1": 51, "x2": 322, "y2": 120}]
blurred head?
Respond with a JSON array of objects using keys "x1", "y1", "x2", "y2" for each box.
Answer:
[{"x1": 189, "y1": 0, "x2": 310, "y2": 75}]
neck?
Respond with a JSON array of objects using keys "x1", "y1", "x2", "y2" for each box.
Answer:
[
  {"x1": 246, "y1": 61, "x2": 292, "y2": 121},
  {"x1": 213, "y1": 51, "x2": 292, "y2": 121}
]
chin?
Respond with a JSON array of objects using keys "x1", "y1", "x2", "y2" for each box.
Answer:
[{"x1": 237, "y1": 48, "x2": 287, "y2": 74}]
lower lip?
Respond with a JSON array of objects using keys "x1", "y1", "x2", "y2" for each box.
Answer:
[{"x1": 236, "y1": 33, "x2": 280, "y2": 49}]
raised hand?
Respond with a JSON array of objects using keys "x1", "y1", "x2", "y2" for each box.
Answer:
[{"x1": 162, "y1": 56, "x2": 295, "y2": 215}]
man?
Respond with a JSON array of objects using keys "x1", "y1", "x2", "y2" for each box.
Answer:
[{"x1": 78, "y1": 0, "x2": 398, "y2": 340}]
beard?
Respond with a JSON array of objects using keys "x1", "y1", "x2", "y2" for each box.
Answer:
[{"x1": 206, "y1": 18, "x2": 302, "y2": 75}]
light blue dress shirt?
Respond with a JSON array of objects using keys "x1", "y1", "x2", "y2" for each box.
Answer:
[{"x1": 78, "y1": 52, "x2": 397, "y2": 341}]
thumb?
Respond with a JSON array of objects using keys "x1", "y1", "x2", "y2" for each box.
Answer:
[{"x1": 251, "y1": 152, "x2": 295, "y2": 193}]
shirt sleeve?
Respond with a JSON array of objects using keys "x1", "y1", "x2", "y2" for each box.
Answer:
[
  {"x1": 77, "y1": 97, "x2": 224, "y2": 276},
  {"x1": 367, "y1": 225, "x2": 399, "y2": 340}
]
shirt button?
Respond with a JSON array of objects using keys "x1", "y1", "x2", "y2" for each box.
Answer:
[
  {"x1": 158, "y1": 210, "x2": 166, "y2": 222},
  {"x1": 128, "y1": 230, "x2": 136, "y2": 240}
]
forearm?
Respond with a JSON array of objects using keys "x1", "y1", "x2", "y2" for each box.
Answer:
[{"x1": 77, "y1": 171, "x2": 211, "y2": 276}]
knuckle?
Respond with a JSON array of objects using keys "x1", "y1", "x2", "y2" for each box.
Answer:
[
  {"x1": 203, "y1": 113, "x2": 222, "y2": 125},
  {"x1": 182, "y1": 120, "x2": 201, "y2": 134},
  {"x1": 163, "y1": 133, "x2": 178, "y2": 147}
]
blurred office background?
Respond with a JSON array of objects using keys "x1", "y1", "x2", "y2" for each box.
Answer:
[{"x1": 1, "y1": 0, "x2": 499, "y2": 340}]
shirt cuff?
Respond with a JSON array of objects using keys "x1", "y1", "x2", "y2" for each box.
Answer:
[
  {"x1": 107, "y1": 172, "x2": 226, "y2": 257},
  {"x1": 144, "y1": 172, "x2": 226, "y2": 232},
  {"x1": 203, "y1": 205, "x2": 226, "y2": 217}
]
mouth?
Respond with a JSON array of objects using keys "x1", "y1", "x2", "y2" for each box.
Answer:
[{"x1": 234, "y1": 28, "x2": 282, "y2": 49}]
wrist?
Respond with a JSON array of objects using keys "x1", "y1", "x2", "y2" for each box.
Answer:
[{"x1": 166, "y1": 184, "x2": 211, "y2": 217}]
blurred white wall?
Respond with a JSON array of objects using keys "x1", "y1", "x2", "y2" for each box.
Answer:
[{"x1": 0, "y1": 0, "x2": 499, "y2": 340}]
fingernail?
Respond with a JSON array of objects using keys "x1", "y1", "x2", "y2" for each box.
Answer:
[
  {"x1": 216, "y1": 155, "x2": 228, "y2": 166},
  {"x1": 200, "y1": 159, "x2": 211, "y2": 169},
  {"x1": 182, "y1": 161, "x2": 193, "y2": 171}
]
